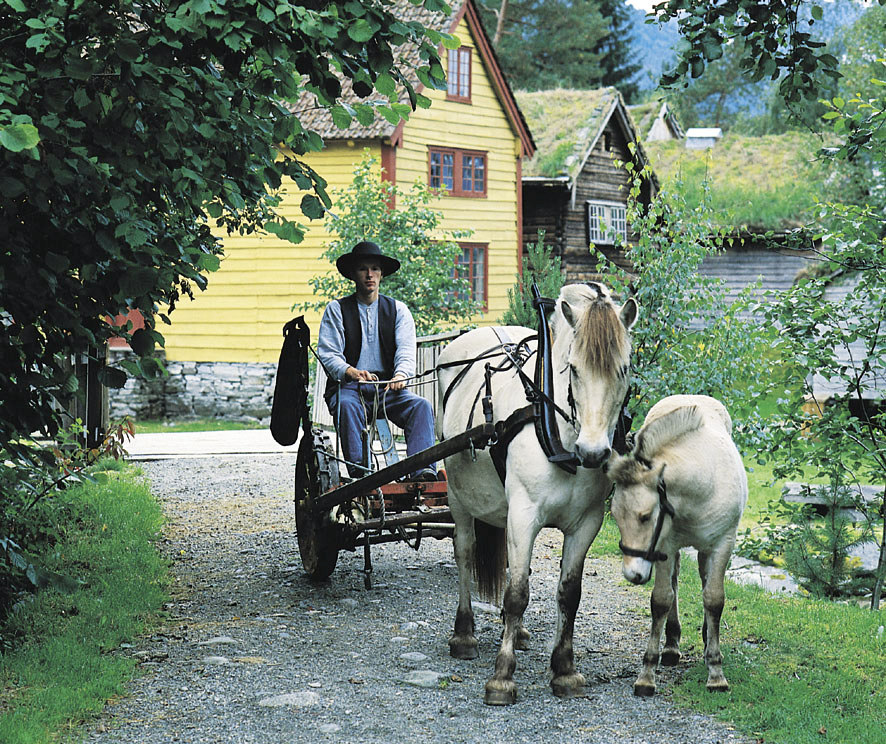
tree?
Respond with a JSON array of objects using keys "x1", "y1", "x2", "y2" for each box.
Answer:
[
  {"x1": 300, "y1": 152, "x2": 479, "y2": 335},
  {"x1": 596, "y1": 159, "x2": 771, "y2": 433},
  {"x1": 500, "y1": 231, "x2": 565, "y2": 329},
  {"x1": 477, "y1": 0, "x2": 609, "y2": 90},
  {"x1": 655, "y1": 0, "x2": 886, "y2": 608},
  {"x1": 0, "y1": 0, "x2": 454, "y2": 458},
  {"x1": 592, "y1": 0, "x2": 642, "y2": 103}
]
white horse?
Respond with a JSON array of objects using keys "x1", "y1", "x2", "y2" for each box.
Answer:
[
  {"x1": 607, "y1": 394, "x2": 747, "y2": 696},
  {"x1": 436, "y1": 283, "x2": 638, "y2": 705}
]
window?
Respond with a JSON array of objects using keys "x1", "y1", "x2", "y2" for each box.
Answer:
[
  {"x1": 429, "y1": 148, "x2": 487, "y2": 197},
  {"x1": 447, "y1": 47, "x2": 471, "y2": 102},
  {"x1": 586, "y1": 200, "x2": 627, "y2": 245},
  {"x1": 450, "y1": 242, "x2": 488, "y2": 307}
]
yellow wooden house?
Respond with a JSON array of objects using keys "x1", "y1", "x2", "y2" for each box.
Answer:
[{"x1": 108, "y1": 0, "x2": 534, "y2": 421}]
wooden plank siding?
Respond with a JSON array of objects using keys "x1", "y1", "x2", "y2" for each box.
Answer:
[{"x1": 156, "y1": 7, "x2": 526, "y2": 365}]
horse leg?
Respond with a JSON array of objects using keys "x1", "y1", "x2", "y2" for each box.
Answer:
[
  {"x1": 448, "y1": 504, "x2": 479, "y2": 660},
  {"x1": 634, "y1": 555, "x2": 676, "y2": 697},
  {"x1": 661, "y1": 551, "x2": 682, "y2": 666},
  {"x1": 484, "y1": 513, "x2": 538, "y2": 706},
  {"x1": 699, "y1": 546, "x2": 732, "y2": 692},
  {"x1": 549, "y1": 512, "x2": 601, "y2": 698}
]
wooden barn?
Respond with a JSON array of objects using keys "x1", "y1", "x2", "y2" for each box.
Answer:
[{"x1": 515, "y1": 88, "x2": 658, "y2": 282}]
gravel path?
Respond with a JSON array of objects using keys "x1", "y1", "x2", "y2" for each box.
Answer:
[{"x1": 86, "y1": 454, "x2": 753, "y2": 744}]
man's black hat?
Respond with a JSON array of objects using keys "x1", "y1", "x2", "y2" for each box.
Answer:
[{"x1": 335, "y1": 241, "x2": 401, "y2": 279}]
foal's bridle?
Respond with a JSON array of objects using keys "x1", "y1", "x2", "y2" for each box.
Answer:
[{"x1": 618, "y1": 466, "x2": 675, "y2": 564}]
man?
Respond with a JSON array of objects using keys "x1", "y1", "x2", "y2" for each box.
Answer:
[{"x1": 317, "y1": 241, "x2": 436, "y2": 481}]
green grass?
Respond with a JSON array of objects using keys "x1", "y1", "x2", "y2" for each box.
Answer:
[
  {"x1": 645, "y1": 131, "x2": 827, "y2": 230},
  {"x1": 0, "y1": 468, "x2": 168, "y2": 743},
  {"x1": 135, "y1": 417, "x2": 264, "y2": 433},
  {"x1": 670, "y1": 568, "x2": 885, "y2": 744}
]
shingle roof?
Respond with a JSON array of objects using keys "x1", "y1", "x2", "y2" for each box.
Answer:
[{"x1": 286, "y1": 1, "x2": 455, "y2": 140}]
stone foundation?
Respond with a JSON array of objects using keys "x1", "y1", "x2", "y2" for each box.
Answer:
[{"x1": 107, "y1": 349, "x2": 277, "y2": 423}]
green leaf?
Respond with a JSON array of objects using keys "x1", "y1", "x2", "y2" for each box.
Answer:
[
  {"x1": 116, "y1": 38, "x2": 142, "y2": 62},
  {"x1": 300, "y1": 194, "x2": 325, "y2": 220},
  {"x1": 4, "y1": 0, "x2": 27, "y2": 11},
  {"x1": 98, "y1": 365, "x2": 129, "y2": 388},
  {"x1": 196, "y1": 253, "x2": 220, "y2": 272},
  {"x1": 330, "y1": 105, "x2": 352, "y2": 130},
  {"x1": 348, "y1": 19, "x2": 376, "y2": 43},
  {"x1": 129, "y1": 328, "x2": 155, "y2": 356},
  {"x1": 0, "y1": 122, "x2": 39, "y2": 152}
]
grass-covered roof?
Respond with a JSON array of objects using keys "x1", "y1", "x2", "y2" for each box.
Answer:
[
  {"x1": 644, "y1": 131, "x2": 828, "y2": 231},
  {"x1": 515, "y1": 87, "x2": 619, "y2": 180}
]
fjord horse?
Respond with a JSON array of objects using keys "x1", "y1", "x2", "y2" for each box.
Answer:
[
  {"x1": 607, "y1": 394, "x2": 747, "y2": 696},
  {"x1": 436, "y1": 283, "x2": 638, "y2": 705}
]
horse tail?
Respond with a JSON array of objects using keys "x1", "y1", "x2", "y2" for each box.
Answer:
[{"x1": 473, "y1": 519, "x2": 507, "y2": 605}]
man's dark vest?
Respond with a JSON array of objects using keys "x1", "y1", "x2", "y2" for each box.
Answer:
[{"x1": 324, "y1": 293, "x2": 397, "y2": 399}]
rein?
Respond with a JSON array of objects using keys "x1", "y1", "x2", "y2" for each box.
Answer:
[{"x1": 618, "y1": 466, "x2": 675, "y2": 563}]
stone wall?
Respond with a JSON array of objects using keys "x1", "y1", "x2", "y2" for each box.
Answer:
[{"x1": 107, "y1": 349, "x2": 277, "y2": 423}]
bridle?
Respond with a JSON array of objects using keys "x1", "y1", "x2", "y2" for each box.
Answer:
[{"x1": 618, "y1": 466, "x2": 675, "y2": 563}]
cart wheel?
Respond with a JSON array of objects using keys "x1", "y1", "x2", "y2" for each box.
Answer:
[{"x1": 294, "y1": 428, "x2": 340, "y2": 581}]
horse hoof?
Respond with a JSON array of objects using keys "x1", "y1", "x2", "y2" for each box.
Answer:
[
  {"x1": 448, "y1": 637, "x2": 478, "y2": 660},
  {"x1": 633, "y1": 681, "x2": 656, "y2": 697},
  {"x1": 551, "y1": 672, "x2": 586, "y2": 699},
  {"x1": 661, "y1": 649, "x2": 681, "y2": 666},
  {"x1": 515, "y1": 626, "x2": 531, "y2": 651},
  {"x1": 484, "y1": 680, "x2": 517, "y2": 706},
  {"x1": 706, "y1": 678, "x2": 730, "y2": 693}
]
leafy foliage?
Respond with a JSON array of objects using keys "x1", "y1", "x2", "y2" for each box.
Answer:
[
  {"x1": 500, "y1": 231, "x2": 565, "y2": 329},
  {"x1": 661, "y1": 0, "x2": 886, "y2": 607},
  {"x1": 299, "y1": 152, "x2": 479, "y2": 335},
  {"x1": 0, "y1": 0, "x2": 451, "y2": 457},
  {"x1": 594, "y1": 156, "x2": 772, "y2": 440}
]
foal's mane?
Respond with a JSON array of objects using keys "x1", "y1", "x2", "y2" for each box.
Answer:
[
  {"x1": 634, "y1": 405, "x2": 703, "y2": 462},
  {"x1": 608, "y1": 405, "x2": 703, "y2": 486},
  {"x1": 571, "y1": 292, "x2": 630, "y2": 379}
]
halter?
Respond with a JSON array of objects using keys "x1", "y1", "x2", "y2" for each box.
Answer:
[{"x1": 618, "y1": 466, "x2": 675, "y2": 564}]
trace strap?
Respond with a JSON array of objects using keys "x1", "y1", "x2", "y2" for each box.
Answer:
[{"x1": 618, "y1": 467, "x2": 675, "y2": 563}]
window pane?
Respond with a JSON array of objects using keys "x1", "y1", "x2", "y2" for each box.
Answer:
[
  {"x1": 473, "y1": 245, "x2": 486, "y2": 302},
  {"x1": 430, "y1": 152, "x2": 441, "y2": 188},
  {"x1": 459, "y1": 49, "x2": 470, "y2": 98},
  {"x1": 448, "y1": 49, "x2": 459, "y2": 96},
  {"x1": 462, "y1": 154, "x2": 473, "y2": 192},
  {"x1": 442, "y1": 153, "x2": 454, "y2": 190}
]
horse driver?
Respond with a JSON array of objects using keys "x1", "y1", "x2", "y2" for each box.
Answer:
[{"x1": 317, "y1": 241, "x2": 437, "y2": 482}]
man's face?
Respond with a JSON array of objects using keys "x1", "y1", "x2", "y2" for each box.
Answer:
[{"x1": 353, "y1": 260, "x2": 382, "y2": 296}]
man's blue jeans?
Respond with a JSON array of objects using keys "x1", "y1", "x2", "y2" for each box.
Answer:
[{"x1": 326, "y1": 382, "x2": 436, "y2": 478}]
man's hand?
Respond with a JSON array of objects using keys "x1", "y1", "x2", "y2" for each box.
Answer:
[
  {"x1": 345, "y1": 366, "x2": 378, "y2": 383},
  {"x1": 387, "y1": 373, "x2": 407, "y2": 391}
]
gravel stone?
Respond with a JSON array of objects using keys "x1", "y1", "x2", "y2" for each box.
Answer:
[{"x1": 85, "y1": 453, "x2": 755, "y2": 744}]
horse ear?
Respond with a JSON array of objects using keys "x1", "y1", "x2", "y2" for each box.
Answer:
[
  {"x1": 561, "y1": 299, "x2": 577, "y2": 328},
  {"x1": 620, "y1": 297, "x2": 638, "y2": 330}
]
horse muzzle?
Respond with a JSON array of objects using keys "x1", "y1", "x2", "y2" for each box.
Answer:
[
  {"x1": 575, "y1": 442, "x2": 611, "y2": 469},
  {"x1": 622, "y1": 556, "x2": 653, "y2": 585}
]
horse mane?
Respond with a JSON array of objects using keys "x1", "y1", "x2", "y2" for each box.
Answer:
[
  {"x1": 607, "y1": 406, "x2": 702, "y2": 486},
  {"x1": 570, "y1": 291, "x2": 630, "y2": 379},
  {"x1": 634, "y1": 405, "x2": 703, "y2": 462}
]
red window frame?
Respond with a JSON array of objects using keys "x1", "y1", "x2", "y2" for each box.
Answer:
[
  {"x1": 452, "y1": 242, "x2": 488, "y2": 309},
  {"x1": 428, "y1": 147, "x2": 487, "y2": 197},
  {"x1": 447, "y1": 46, "x2": 471, "y2": 102}
]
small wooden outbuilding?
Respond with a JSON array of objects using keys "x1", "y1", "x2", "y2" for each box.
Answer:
[{"x1": 515, "y1": 88, "x2": 658, "y2": 282}]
